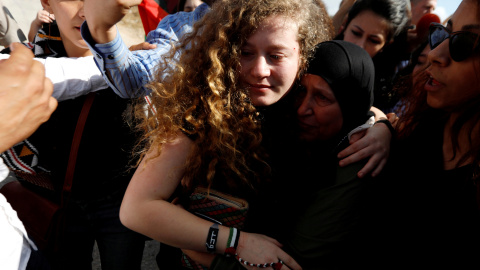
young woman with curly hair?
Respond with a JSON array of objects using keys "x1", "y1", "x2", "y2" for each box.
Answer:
[{"x1": 119, "y1": 0, "x2": 391, "y2": 269}]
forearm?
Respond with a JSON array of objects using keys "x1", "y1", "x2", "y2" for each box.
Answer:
[
  {"x1": 80, "y1": 5, "x2": 210, "y2": 98},
  {"x1": 0, "y1": 53, "x2": 108, "y2": 101},
  {"x1": 119, "y1": 139, "x2": 231, "y2": 254},
  {"x1": 43, "y1": 56, "x2": 109, "y2": 100},
  {"x1": 370, "y1": 106, "x2": 387, "y2": 121},
  {"x1": 81, "y1": 23, "x2": 152, "y2": 97},
  {"x1": 121, "y1": 197, "x2": 231, "y2": 254},
  {"x1": 28, "y1": 20, "x2": 41, "y2": 42}
]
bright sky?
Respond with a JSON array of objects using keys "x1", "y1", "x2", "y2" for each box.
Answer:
[{"x1": 322, "y1": 0, "x2": 462, "y2": 23}]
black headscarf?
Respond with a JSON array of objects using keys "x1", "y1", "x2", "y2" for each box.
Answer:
[{"x1": 306, "y1": 40, "x2": 375, "y2": 135}]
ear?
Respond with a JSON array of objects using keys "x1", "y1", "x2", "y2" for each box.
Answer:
[
  {"x1": 338, "y1": 15, "x2": 348, "y2": 35},
  {"x1": 40, "y1": 0, "x2": 53, "y2": 14}
]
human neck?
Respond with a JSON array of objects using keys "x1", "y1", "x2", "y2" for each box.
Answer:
[
  {"x1": 61, "y1": 34, "x2": 92, "y2": 58},
  {"x1": 442, "y1": 113, "x2": 479, "y2": 170},
  {"x1": 64, "y1": 45, "x2": 92, "y2": 57}
]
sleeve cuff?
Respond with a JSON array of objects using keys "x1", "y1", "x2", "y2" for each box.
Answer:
[{"x1": 80, "y1": 21, "x2": 129, "y2": 97}]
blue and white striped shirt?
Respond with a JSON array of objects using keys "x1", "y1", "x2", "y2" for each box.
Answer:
[{"x1": 81, "y1": 3, "x2": 210, "y2": 98}]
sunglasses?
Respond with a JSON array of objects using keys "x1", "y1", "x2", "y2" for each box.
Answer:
[{"x1": 429, "y1": 23, "x2": 480, "y2": 62}]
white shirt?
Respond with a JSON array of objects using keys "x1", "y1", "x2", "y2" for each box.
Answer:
[
  {"x1": 0, "y1": 192, "x2": 37, "y2": 270},
  {"x1": 0, "y1": 54, "x2": 109, "y2": 101}
]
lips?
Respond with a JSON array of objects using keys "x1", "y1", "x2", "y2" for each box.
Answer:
[
  {"x1": 424, "y1": 71, "x2": 444, "y2": 92},
  {"x1": 298, "y1": 120, "x2": 316, "y2": 130},
  {"x1": 248, "y1": 83, "x2": 272, "y2": 92}
]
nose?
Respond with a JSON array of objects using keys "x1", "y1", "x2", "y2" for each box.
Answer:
[
  {"x1": 250, "y1": 56, "x2": 271, "y2": 78},
  {"x1": 297, "y1": 95, "x2": 313, "y2": 117},
  {"x1": 353, "y1": 38, "x2": 367, "y2": 51},
  {"x1": 78, "y1": 2, "x2": 85, "y2": 19},
  {"x1": 428, "y1": 37, "x2": 450, "y2": 67}
]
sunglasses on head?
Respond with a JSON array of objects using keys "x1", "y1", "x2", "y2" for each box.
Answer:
[{"x1": 429, "y1": 23, "x2": 480, "y2": 62}]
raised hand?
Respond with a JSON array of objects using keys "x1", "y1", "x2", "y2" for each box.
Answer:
[
  {"x1": 84, "y1": 0, "x2": 142, "y2": 44},
  {"x1": 0, "y1": 43, "x2": 57, "y2": 152}
]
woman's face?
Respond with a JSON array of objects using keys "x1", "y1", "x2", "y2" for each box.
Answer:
[
  {"x1": 296, "y1": 74, "x2": 343, "y2": 142},
  {"x1": 343, "y1": 10, "x2": 390, "y2": 57},
  {"x1": 43, "y1": 0, "x2": 89, "y2": 57},
  {"x1": 412, "y1": 45, "x2": 431, "y2": 86},
  {"x1": 239, "y1": 15, "x2": 301, "y2": 107},
  {"x1": 183, "y1": 0, "x2": 203, "y2": 12},
  {"x1": 424, "y1": 0, "x2": 480, "y2": 111}
]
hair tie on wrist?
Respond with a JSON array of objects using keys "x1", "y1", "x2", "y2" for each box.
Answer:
[{"x1": 375, "y1": 119, "x2": 395, "y2": 136}]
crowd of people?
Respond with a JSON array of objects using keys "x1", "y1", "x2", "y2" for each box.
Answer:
[{"x1": 0, "y1": 0, "x2": 479, "y2": 269}]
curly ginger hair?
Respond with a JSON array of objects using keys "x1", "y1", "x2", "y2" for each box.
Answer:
[{"x1": 135, "y1": 0, "x2": 333, "y2": 191}]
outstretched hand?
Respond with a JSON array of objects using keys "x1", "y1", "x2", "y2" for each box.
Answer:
[{"x1": 237, "y1": 233, "x2": 301, "y2": 270}]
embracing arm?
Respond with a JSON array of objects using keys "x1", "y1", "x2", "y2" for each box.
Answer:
[
  {"x1": 338, "y1": 107, "x2": 393, "y2": 178},
  {"x1": 120, "y1": 133, "x2": 301, "y2": 270},
  {"x1": 120, "y1": 133, "x2": 224, "y2": 250}
]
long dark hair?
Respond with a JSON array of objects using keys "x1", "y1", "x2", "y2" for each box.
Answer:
[
  {"x1": 397, "y1": 0, "x2": 480, "y2": 175},
  {"x1": 336, "y1": 0, "x2": 410, "y2": 42},
  {"x1": 335, "y1": 0, "x2": 411, "y2": 112}
]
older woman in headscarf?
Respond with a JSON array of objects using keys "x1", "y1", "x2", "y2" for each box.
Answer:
[{"x1": 282, "y1": 40, "x2": 377, "y2": 270}]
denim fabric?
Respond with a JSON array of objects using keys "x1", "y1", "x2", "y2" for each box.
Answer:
[{"x1": 54, "y1": 201, "x2": 146, "y2": 270}]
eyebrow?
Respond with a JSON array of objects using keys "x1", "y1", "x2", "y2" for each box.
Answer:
[
  {"x1": 242, "y1": 42, "x2": 293, "y2": 51},
  {"x1": 352, "y1": 25, "x2": 384, "y2": 38},
  {"x1": 447, "y1": 19, "x2": 480, "y2": 31},
  {"x1": 352, "y1": 25, "x2": 365, "y2": 32},
  {"x1": 462, "y1": 24, "x2": 480, "y2": 31}
]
